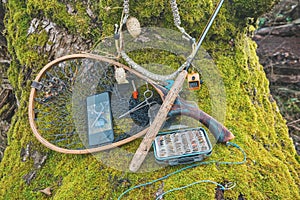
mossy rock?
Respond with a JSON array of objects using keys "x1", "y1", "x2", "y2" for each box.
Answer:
[{"x1": 0, "y1": 0, "x2": 299, "y2": 199}]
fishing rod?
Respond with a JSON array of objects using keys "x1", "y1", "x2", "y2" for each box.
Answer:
[
  {"x1": 129, "y1": 0, "x2": 226, "y2": 172},
  {"x1": 186, "y1": 0, "x2": 225, "y2": 70}
]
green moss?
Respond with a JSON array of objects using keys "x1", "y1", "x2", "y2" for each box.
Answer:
[
  {"x1": 26, "y1": 0, "x2": 95, "y2": 37},
  {"x1": 0, "y1": 103, "x2": 9, "y2": 116},
  {"x1": 233, "y1": 0, "x2": 278, "y2": 21},
  {"x1": 1, "y1": 0, "x2": 299, "y2": 199}
]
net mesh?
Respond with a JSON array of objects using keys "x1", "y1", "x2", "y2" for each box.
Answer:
[{"x1": 33, "y1": 58, "x2": 166, "y2": 150}]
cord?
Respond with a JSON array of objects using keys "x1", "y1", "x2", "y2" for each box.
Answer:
[{"x1": 118, "y1": 142, "x2": 247, "y2": 199}]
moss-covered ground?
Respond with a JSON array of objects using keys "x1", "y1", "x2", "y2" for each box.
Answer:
[{"x1": 0, "y1": 0, "x2": 299, "y2": 199}]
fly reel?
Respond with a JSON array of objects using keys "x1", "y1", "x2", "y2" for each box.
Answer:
[{"x1": 187, "y1": 72, "x2": 202, "y2": 90}]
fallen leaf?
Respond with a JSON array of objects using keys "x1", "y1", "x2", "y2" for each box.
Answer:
[{"x1": 40, "y1": 187, "x2": 52, "y2": 196}]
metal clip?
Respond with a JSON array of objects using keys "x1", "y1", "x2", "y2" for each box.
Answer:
[
  {"x1": 224, "y1": 182, "x2": 236, "y2": 190},
  {"x1": 31, "y1": 81, "x2": 43, "y2": 90}
]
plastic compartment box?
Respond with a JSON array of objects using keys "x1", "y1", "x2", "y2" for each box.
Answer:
[
  {"x1": 153, "y1": 127, "x2": 212, "y2": 165},
  {"x1": 86, "y1": 92, "x2": 114, "y2": 147}
]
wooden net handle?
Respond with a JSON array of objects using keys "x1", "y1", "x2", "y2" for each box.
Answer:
[{"x1": 129, "y1": 70, "x2": 188, "y2": 172}]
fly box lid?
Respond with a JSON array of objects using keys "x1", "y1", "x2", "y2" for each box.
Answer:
[
  {"x1": 153, "y1": 127, "x2": 212, "y2": 165},
  {"x1": 86, "y1": 92, "x2": 114, "y2": 147}
]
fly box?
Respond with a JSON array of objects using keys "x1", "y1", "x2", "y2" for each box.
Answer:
[
  {"x1": 86, "y1": 92, "x2": 114, "y2": 147},
  {"x1": 153, "y1": 127, "x2": 212, "y2": 165}
]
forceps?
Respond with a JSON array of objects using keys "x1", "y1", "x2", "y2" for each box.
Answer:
[
  {"x1": 91, "y1": 103, "x2": 107, "y2": 127},
  {"x1": 118, "y1": 83, "x2": 154, "y2": 119}
]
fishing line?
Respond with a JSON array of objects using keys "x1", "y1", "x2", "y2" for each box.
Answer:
[{"x1": 118, "y1": 142, "x2": 246, "y2": 199}]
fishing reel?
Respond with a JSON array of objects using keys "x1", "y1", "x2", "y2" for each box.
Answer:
[{"x1": 187, "y1": 72, "x2": 202, "y2": 90}]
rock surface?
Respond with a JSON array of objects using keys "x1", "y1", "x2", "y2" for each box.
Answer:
[
  {"x1": 0, "y1": 1, "x2": 14, "y2": 162},
  {"x1": 254, "y1": 0, "x2": 300, "y2": 154}
]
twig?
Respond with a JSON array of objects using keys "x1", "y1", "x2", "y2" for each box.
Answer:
[
  {"x1": 287, "y1": 119, "x2": 300, "y2": 125},
  {"x1": 0, "y1": 59, "x2": 11, "y2": 64},
  {"x1": 288, "y1": 124, "x2": 300, "y2": 132},
  {"x1": 290, "y1": 133, "x2": 300, "y2": 142}
]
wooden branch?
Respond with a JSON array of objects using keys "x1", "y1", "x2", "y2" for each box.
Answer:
[
  {"x1": 256, "y1": 20, "x2": 300, "y2": 36},
  {"x1": 290, "y1": 133, "x2": 300, "y2": 142},
  {"x1": 269, "y1": 74, "x2": 300, "y2": 84},
  {"x1": 287, "y1": 119, "x2": 300, "y2": 125},
  {"x1": 288, "y1": 124, "x2": 300, "y2": 132},
  {"x1": 0, "y1": 89, "x2": 9, "y2": 108},
  {"x1": 0, "y1": 59, "x2": 11, "y2": 64}
]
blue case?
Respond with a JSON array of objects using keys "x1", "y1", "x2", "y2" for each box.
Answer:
[{"x1": 153, "y1": 127, "x2": 212, "y2": 165}]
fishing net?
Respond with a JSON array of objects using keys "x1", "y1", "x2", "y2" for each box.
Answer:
[{"x1": 28, "y1": 28, "x2": 228, "y2": 173}]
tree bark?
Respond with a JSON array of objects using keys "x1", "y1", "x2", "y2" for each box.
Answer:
[{"x1": 0, "y1": 0, "x2": 299, "y2": 199}]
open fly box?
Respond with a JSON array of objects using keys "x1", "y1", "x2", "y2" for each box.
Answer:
[
  {"x1": 153, "y1": 127, "x2": 212, "y2": 165},
  {"x1": 86, "y1": 92, "x2": 114, "y2": 147}
]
